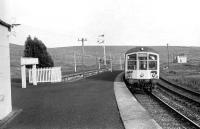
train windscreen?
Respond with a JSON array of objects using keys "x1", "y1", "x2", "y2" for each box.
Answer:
[
  {"x1": 139, "y1": 53, "x2": 147, "y2": 70},
  {"x1": 127, "y1": 53, "x2": 158, "y2": 70},
  {"x1": 148, "y1": 54, "x2": 157, "y2": 70}
]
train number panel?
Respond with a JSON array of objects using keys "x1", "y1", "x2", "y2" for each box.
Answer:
[{"x1": 125, "y1": 47, "x2": 160, "y2": 92}]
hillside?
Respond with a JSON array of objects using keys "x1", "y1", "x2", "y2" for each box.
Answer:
[{"x1": 9, "y1": 43, "x2": 200, "y2": 78}]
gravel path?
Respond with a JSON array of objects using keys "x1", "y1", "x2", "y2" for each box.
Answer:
[{"x1": 6, "y1": 71, "x2": 124, "y2": 129}]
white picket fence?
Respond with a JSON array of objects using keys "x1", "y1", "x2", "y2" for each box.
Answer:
[{"x1": 29, "y1": 67, "x2": 62, "y2": 83}]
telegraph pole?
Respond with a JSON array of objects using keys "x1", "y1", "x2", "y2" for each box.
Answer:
[
  {"x1": 95, "y1": 52, "x2": 99, "y2": 72},
  {"x1": 110, "y1": 53, "x2": 112, "y2": 72},
  {"x1": 98, "y1": 57, "x2": 101, "y2": 70},
  {"x1": 103, "y1": 43, "x2": 106, "y2": 66},
  {"x1": 78, "y1": 38, "x2": 87, "y2": 77},
  {"x1": 120, "y1": 55, "x2": 122, "y2": 70},
  {"x1": 73, "y1": 51, "x2": 77, "y2": 72},
  {"x1": 167, "y1": 43, "x2": 169, "y2": 69}
]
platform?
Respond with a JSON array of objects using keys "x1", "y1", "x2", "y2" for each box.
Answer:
[{"x1": 114, "y1": 72, "x2": 162, "y2": 129}]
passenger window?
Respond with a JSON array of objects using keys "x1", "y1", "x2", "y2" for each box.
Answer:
[
  {"x1": 139, "y1": 61, "x2": 147, "y2": 70},
  {"x1": 149, "y1": 61, "x2": 157, "y2": 70}
]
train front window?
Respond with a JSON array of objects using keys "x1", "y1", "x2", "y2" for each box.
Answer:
[
  {"x1": 149, "y1": 61, "x2": 157, "y2": 70},
  {"x1": 127, "y1": 54, "x2": 137, "y2": 70},
  {"x1": 128, "y1": 54, "x2": 136, "y2": 60},
  {"x1": 149, "y1": 54, "x2": 157, "y2": 60},
  {"x1": 139, "y1": 61, "x2": 147, "y2": 70},
  {"x1": 148, "y1": 54, "x2": 157, "y2": 70},
  {"x1": 138, "y1": 53, "x2": 147, "y2": 70}
]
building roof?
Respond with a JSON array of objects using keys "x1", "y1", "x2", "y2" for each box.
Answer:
[
  {"x1": 177, "y1": 53, "x2": 186, "y2": 57},
  {"x1": 0, "y1": 19, "x2": 11, "y2": 30},
  {"x1": 177, "y1": 55, "x2": 187, "y2": 58},
  {"x1": 125, "y1": 47, "x2": 158, "y2": 54}
]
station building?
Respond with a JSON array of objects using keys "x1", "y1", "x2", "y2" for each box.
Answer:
[
  {"x1": 174, "y1": 54, "x2": 187, "y2": 63},
  {"x1": 0, "y1": 0, "x2": 12, "y2": 120}
]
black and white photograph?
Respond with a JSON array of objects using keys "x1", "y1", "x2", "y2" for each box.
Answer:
[{"x1": 0, "y1": 0, "x2": 200, "y2": 128}]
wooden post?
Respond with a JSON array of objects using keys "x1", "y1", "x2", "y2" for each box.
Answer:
[
  {"x1": 21, "y1": 57, "x2": 38, "y2": 88},
  {"x1": 32, "y1": 64, "x2": 37, "y2": 85},
  {"x1": 74, "y1": 52, "x2": 77, "y2": 72},
  {"x1": 110, "y1": 54, "x2": 112, "y2": 72},
  {"x1": 21, "y1": 65, "x2": 26, "y2": 88}
]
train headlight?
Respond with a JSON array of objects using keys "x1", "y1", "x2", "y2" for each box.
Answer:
[{"x1": 151, "y1": 71, "x2": 157, "y2": 78}]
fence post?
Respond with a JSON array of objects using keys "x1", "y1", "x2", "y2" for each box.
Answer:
[
  {"x1": 21, "y1": 65, "x2": 26, "y2": 88},
  {"x1": 59, "y1": 67, "x2": 61, "y2": 82},
  {"x1": 45, "y1": 68, "x2": 47, "y2": 82},
  {"x1": 32, "y1": 64, "x2": 37, "y2": 85}
]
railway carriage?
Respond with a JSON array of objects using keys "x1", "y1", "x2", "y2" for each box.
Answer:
[{"x1": 124, "y1": 47, "x2": 159, "y2": 92}]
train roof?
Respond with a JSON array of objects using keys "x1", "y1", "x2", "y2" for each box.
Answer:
[{"x1": 125, "y1": 47, "x2": 158, "y2": 54}]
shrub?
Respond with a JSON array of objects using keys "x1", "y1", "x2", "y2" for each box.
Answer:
[{"x1": 24, "y1": 35, "x2": 54, "y2": 68}]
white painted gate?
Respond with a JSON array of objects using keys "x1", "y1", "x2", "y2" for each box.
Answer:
[{"x1": 29, "y1": 67, "x2": 62, "y2": 83}]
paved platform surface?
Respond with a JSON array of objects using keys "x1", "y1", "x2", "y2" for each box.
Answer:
[
  {"x1": 114, "y1": 72, "x2": 162, "y2": 129},
  {"x1": 5, "y1": 71, "x2": 124, "y2": 129}
]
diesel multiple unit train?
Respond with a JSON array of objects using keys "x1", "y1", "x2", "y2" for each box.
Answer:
[{"x1": 124, "y1": 47, "x2": 159, "y2": 92}]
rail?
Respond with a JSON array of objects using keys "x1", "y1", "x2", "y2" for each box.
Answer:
[
  {"x1": 155, "y1": 77, "x2": 200, "y2": 128},
  {"x1": 152, "y1": 92, "x2": 200, "y2": 128}
]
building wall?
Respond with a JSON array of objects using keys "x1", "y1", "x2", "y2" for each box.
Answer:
[
  {"x1": 0, "y1": 24, "x2": 12, "y2": 120},
  {"x1": 177, "y1": 56, "x2": 187, "y2": 63}
]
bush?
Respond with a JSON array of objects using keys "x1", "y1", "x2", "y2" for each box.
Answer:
[
  {"x1": 169, "y1": 70, "x2": 176, "y2": 74},
  {"x1": 24, "y1": 35, "x2": 54, "y2": 68}
]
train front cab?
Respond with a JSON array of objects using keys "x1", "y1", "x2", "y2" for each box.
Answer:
[{"x1": 125, "y1": 52, "x2": 159, "y2": 91}]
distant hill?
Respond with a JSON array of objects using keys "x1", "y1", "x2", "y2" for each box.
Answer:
[{"x1": 9, "y1": 43, "x2": 200, "y2": 78}]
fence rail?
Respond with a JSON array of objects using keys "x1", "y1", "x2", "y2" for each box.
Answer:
[
  {"x1": 29, "y1": 67, "x2": 62, "y2": 83},
  {"x1": 62, "y1": 69, "x2": 109, "y2": 81},
  {"x1": 29, "y1": 67, "x2": 109, "y2": 83}
]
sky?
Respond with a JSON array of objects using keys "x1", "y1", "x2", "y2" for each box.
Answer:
[{"x1": 5, "y1": 0, "x2": 200, "y2": 47}]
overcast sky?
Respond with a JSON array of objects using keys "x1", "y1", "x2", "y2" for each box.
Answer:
[{"x1": 6, "y1": 0, "x2": 200, "y2": 47}]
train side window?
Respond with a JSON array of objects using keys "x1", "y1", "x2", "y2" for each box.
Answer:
[
  {"x1": 128, "y1": 61, "x2": 137, "y2": 70},
  {"x1": 139, "y1": 61, "x2": 147, "y2": 70},
  {"x1": 149, "y1": 61, "x2": 157, "y2": 70}
]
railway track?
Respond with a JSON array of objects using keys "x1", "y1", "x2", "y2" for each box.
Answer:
[
  {"x1": 133, "y1": 92, "x2": 198, "y2": 129},
  {"x1": 155, "y1": 78, "x2": 200, "y2": 128},
  {"x1": 125, "y1": 80, "x2": 200, "y2": 128},
  {"x1": 153, "y1": 89, "x2": 200, "y2": 129}
]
